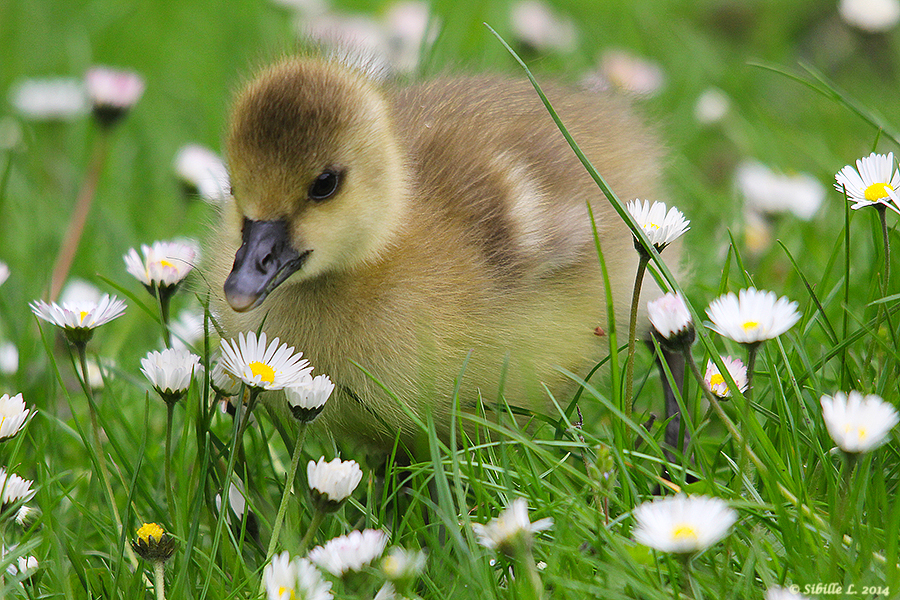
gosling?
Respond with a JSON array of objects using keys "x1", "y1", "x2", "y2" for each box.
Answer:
[{"x1": 207, "y1": 57, "x2": 679, "y2": 453}]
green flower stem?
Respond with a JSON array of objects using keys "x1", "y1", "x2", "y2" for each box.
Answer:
[
  {"x1": 877, "y1": 206, "x2": 898, "y2": 350},
  {"x1": 156, "y1": 288, "x2": 172, "y2": 349},
  {"x1": 265, "y1": 422, "x2": 309, "y2": 561},
  {"x1": 513, "y1": 542, "x2": 544, "y2": 600},
  {"x1": 154, "y1": 561, "x2": 167, "y2": 600},
  {"x1": 74, "y1": 342, "x2": 140, "y2": 570},
  {"x1": 677, "y1": 554, "x2": 694, "y2": 599},
  {"x1": 48, "y1": 129, "x2": 110, "y2": 302},
  {"x1": 625, "y1": 254, "x2": 650, "y2": 420},
  {"x1": 165, "y1": 402, "x2": 177, "y2": 528},
  {"x1": 297, "y1": 508, "x2": 326, "y2": 556}
]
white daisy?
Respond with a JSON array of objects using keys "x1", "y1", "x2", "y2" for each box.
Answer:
[
  {"x1": 308, "y1": 529, "x2": 389, "y2": 577},
  {"x1": 647, "y1": 292, "x2": 694, "y2": 349},
  {"x1": 820, "y1": 391, "x2": 899, "y2": 454},
  {"x1": 85, "y1": 66, "x2": 144, "y2": 126},
  {"x1": 510, "y1": 0, "x2": 577, "y2": 54},
  {"x1": 706, "y1": 288, "x2": 800, "y2": 345},
  {"x1": 0, "y1": 340, "x2": 18, "y2": 375},
  {"x1": 9, "y1": 77, "x2": 89, "y2": 121},
  {"x1": 173, "y1": 144, "x2": 231, "y2": 205},
  {"x1": 834, "y1": 152, "x2": 900, "y2": 214},
  {"x1": 704, "y1": 356, "x2": 749, "y2": 398},
  {"x1": 30, "y1": 294, "x2": 127, "y2": 345},
  {"x1": 0, "y1": 470, "x2": 35, "y2": 508},
  {"x1": 626, "y1": 199, "x2": 690, "y2": 252},
  {"x1": 141, "y1": 347, "x2": 202, "y2": 404},
  {"x1": 736, "y1": 160, "x2": 825, "y2": 221},
  {"x1": 839, "y1": 0, "x2": 900, "y2": 33},
  {"x1": 124, "y1": 240, "x2": 199, "y2": 292},
  {"x1": 211, "y1": 356, "x2": 242, "y2": 397},
  {"x1": 0, "y1": 262, "x2": 9, "y2": 287},
  {"x1": 219, "y1": 331, "x2": 312, "y2": 392},
  {"x1": 169, "y1": 308, "x2": 205, "y2": 350},
  {"x1": 632, "y1": 494, "x2": 737, "y2": 555},
  {"x1": 286, "y1": 374, "x2": 334, "y2": 422},
  {"x1": 307, "y1": 456, "x2": 363, "y2": 512},
  {"x1": 472, "y1": 497, "x2": 553, "y2": 554},
  {"x1": 0, "y1": 394, "x2": 30, "y2": 441},
  {"x1": 381, "y1": 547, "x2": 426, "y2": 582},
  {"x1": 694, "y1": 88, "x2": 730, "y2": 125},
  {"x1": 264, "y1": 553, "x2": 333, "y2": 600}
]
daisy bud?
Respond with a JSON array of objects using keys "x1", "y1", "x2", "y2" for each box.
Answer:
[
  {"x1": 308, "y1": 529, "x2": 388, "y2": 577},
  {"x1": 85, "y1": 66, "x2": 144, "y2": 128},
  {"x1": 307, "y1": 457, "x2": 363, "y2": 513},
  {"x1": 647, "y1": 292, "x2": 695, "y2": 352},
  {"x1": 0, "y1": 394, "x2": 31, "y2": 441},
  {"x1": 472, "y1": 497, "x2": 553, "y2": 556},
  {"x1": 286, "y1": 374, "x2": 334, "y2": 422},
  {"x1": 131, "y1": 522, "x2": 177, "y2": 564}
]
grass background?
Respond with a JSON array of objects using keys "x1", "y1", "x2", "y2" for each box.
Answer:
[{"x1": 0, "y1": 0, "x2": 899, "y2": 598}]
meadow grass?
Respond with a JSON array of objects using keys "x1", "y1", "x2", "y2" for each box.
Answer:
[{"x1": 1, "y1": 0, "x2": 900, "y2": 598}]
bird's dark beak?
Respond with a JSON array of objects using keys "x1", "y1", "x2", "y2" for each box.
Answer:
[{"x1": 224, "y1": 218, "x2": 309, "y2": 312}]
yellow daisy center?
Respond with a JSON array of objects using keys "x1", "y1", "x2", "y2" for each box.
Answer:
[
  {"x1": 741, "y1": 320, "x2": 759, "y2": 331},
  {"x1": 672, "y1": 523, "x2": 699, "y2": 541},
  {"x1": 864, "y1": 182, "x2": 893, "y2": 202},
  {"x1": 278, "y1": 587, "x2": 297, "y2": 600},
  {"x1": 249, "y1": 361, "x2": 275, "y2": 383},
  {"x1": 845, "y1": 424, "x2": 867, "y2": 440},
  {"x1": 158, "y1": 259, "x2": 175, "y2": 268},
  {"x1": 137, "y1": 522, "x2": 164, "y2": 544},
  {"x1": 646, "y1": 222, "x2": 660, "y2": 231},
  {"x1": 709, "y1": 374, "x2": 725, "y2": 387},
  {"x1": 79, "y1": 311, "x2": 90, "y2": 323}
]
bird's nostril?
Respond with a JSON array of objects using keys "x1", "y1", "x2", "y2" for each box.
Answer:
[{"x1": 258, "y1": 252, "x2": 274, "y2": 273}]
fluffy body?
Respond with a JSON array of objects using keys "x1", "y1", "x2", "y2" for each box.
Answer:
[{"x1": 206, "y1": 57, "x2": 676, "y2": 452}]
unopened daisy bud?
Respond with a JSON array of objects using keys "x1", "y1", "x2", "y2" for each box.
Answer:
[
  {"x1": 219, "y1": 331, "x2": 312, "y2": 392},
  {"x1": 381, "y1": 547, "x2": 426, "y2": 583},
  {"x1": 0, "y1": 470, "x2": 35, "y2": 510},
  {"x1": 472, "y1": 497, "x2": 553, "y2": 556},
  {"x1": 834, "y1": 152, "x2": 900, "y2": 214},
  {"x1": 30, "y1": 294, "x2": 126, "y2": 346},
  {"x1": 131, "y1": 522, "x2": 177, "y2": 564},
  {"x1": 704, "y1": 356, "x2": 748, "y2": 399},
  {"x1": 647, "y1": 293, "x2": 695, "y2": 351},
  {"x1": 308, "y1": 529, "x2": 388, "y2": 577},
  {"x1": 264, "y1": 552, "x2": 333, "y2": 600},
  {"x1": 632, "y1": 494, "x2": 736, "y2": 555},
  {"x1": 85, "y1": 66, "x2": 144, "y2": 127},
  {"x1": 141, "y1": 347, "x2": 202, "y2": 405},
  {"x1": 124, "y1": 240, "x2": 199, "y2": 300},
  {"x1": 820, "y1": 391, "x2": 899, "y2": 454},
  {"x1": 286, "y1": 374, "x2": 334, "y2": 422},
  {"x1": 0, "y1": 393, "x2": 30, "y2": 441},
  {"x1": 626, "y1": 199, "x2": 690, "y2": 254},
  {"x1": 307, "y1": 457, "x2": 363, "y2": 513},
  {"x1": 706, "y1": 288, "x2": 800, "y2": 345}
]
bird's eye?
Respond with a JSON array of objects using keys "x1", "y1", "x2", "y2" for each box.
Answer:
[{"x1": 308, "y1": 169, "x2": 342, "y2": 201}]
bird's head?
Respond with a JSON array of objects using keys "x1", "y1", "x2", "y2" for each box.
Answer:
[{"x1": 223, "y1": 58, "x2": 406, "y2": 312}]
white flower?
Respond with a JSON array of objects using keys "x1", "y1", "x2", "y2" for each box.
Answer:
[
  {"x1": 124, "y1": 240, "x2": 199, "y2": 291},
  {"x1": 510, "y1": 0, "x2": 577, "y2": 53},
  {"x1": 219, "y1": 331, "x2": 312, "y2": 392},
  {"x1": 141, "y1": 348, "x2": 202, "y2": 403},
  {"x1": 59, "y1": 279, "x2": 102, "y2": 306},
  {"x1": 384, "y1": 1, "x2": 438, "y2": 73},
  {"x1": 706, "y1": 288, "x2": 800, "y2": 344},
  {"x1": 472, "y1": 497, "x2": 553, "y2": 554},
  {"x1": 264, "y1": 553, "x2": 333, "y2": 600},
  {"x1": 174, "y1": 144, "x2": 231, "y2": 204},
  {"x1": 0, "y1": 394, "x2": 30, "y2": 440},
  {"x1": 839, "y1": 0, "x2": 900, "y2": 33},
  {"x1": 820, "y1": 391, "x2": 899, "y2": 454},
  {"x1": 694, "y1": 88, "x2": 730, "y2": 125},
  {"x1": 31, "y1": 294, "x2": 127, "y2": 344},
  {"x1": 766, "y1": 586, "x2": 810, "y2": 600},
  {"x1": 626, "y1": 199, "x2": 690, "y2": 251},
  {"x1": 215, "y1": 479, "x2": 249, "y2": 523},
  {"x1": 307, "y1": 457, "x2": 362, "y2": 510},
  {"x1": 381, "y1": 547, "x2": 426, "y2": 582},
  {"x1": 286, "y1": 374, "x2": 334, "y2": 422},
  {"x1": 0, "y1": 262, "x2": 9, "y2": 287},
  {"x1": 85, "y1": 66, "x2": 144, "y2": 125},
  {"x1": 8, "y1": 77, "x2": 88, "y2": 121},
  {"x1": 598, "y1": 50, "x2": 665, "y2": 96},
  {"x1": 5, "y1": 550, "x2": 38, "y2": 580},
  {"x1": 647, "y1": 293, "x2": 694, "y2": 346},
  {"x1": 736, "y1": 160, "x2": 825, "y2": 221},
  {"x1": 633, "y1": 494, "x2": 737, "y2": 555},
  {"x1": 704, "y1": 356, "x2": 749, "y2": 398},
  {"x1": 211, "y1": 356, "x2": 242, "y2": 397},
  {"x1": 0, "y1": 470, "x2": 35, "y2": 507},
  {"x1": 308, "y1": 529, "x2": 388, "y2": 577},
  {"x1": 169, "y1": 309, "x2": 205, "y2": 350},
  {"x1": 834, "y1": 152, "x2": 900, "y2": 214},
  {"x1": 0, "y1": 341, "x2": 18, "y2": 375}
]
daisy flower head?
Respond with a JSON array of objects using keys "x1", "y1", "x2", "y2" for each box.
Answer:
[
  {"x1": 141, "y1": 347, "x2": 202, "y2": 405},
  {"x1": 0, "y1": 394, "x2": 31, "y2": 441},
  {"x1": 834, "y1": 152, "x2": 900, "y2": 214},
  {"x1": 308, "y1": 529, "x2": 389, "y2": 577},
  {"x1": 131, "y1": 522, "x2": 177, "y2": 564},
  {"x1": 381, "y1": 547, "x2": 426, "y2": 584},
  {"x1": 219, "y1": 331, "x2": 312, "y2": 392},
  {"x1": 647, "y1": 292, "x2": 695, "y2": 351},
  {"x1": 85, "y1": 66, "x2": 144, "y2": 127},
  {"x1": 174, "y1": 144, "x2": 231, "y2": 205},
  {"x1": 0, "y1": 262, "x2": 9, "y2": 287},
  {"x1": 706, "y1": 288, "x2": 800, "y2": 345},
  {"x1": 211, "y1": 356, "x2": 242, "y2": 398},
  {"x1": 704, "y1": 356, "x2": 749, "y2": 399},
  {"x1": 30, "y1": 294, "x2": 126, "y2": 346},
  {"x1": 472, "y1": 497, "x2": 553, "y2": 555},
  {"x1": 633, "y1": 494, "x2": 737, "y2": 555},
  {"x1": 820, "y1": 391, "x2": 899, "y2": 454},
  {"x1": 264, "y1": 553, "x2": 333, "y2": 600},
  {"x1": 0, "y1": 469, "x2": 35, "y2": 509},
  {"x1": 9, "y1": 77, "x2": 88, "y2": 121},
  {"x1": 625, "y1": 199, "x2": 690, "y2": 254},
  {"x1": 307, "y1": 456, "x2": 363, "y2": 512},
  {"x1": 286, "y1": 374, "x2": 334, "y2": 422},
  {"x1": 124, "y1": 240, "x2": 199, "y2": 297}
]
